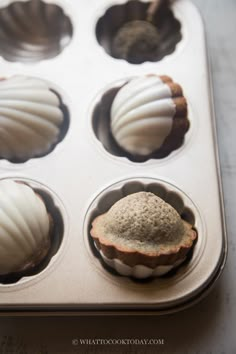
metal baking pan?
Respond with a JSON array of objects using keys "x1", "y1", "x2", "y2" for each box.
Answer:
[{"x1": 0, "y1": 0, "x2": 227, "y2": 314}]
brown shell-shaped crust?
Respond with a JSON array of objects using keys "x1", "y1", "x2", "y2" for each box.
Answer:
[
  {"x1": 141, "y1": 74, "x2": 189, "y2": 158},
  {"x1": 90, "y1": 216, "x2": 197, "y2": 269},
  {"x1": 157, "y1": 76, "x2": 190, "y2": 157},
  {"x1": 173, "y1": 97, "x2": 188, "y2": 117}
]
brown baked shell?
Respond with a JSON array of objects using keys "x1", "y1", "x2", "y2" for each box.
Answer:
[
  {"x1": 91, "y1": 217, "x2": 197, "y2": 269},
  {"x1": 156, "y1": 75, "x2": 190, "y2": 157}
]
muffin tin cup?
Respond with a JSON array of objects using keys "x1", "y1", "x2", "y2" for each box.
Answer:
[
  {"x1": 85, "y1": 178, "x2": 202, "y2": 280},
  {"x1": 0, "y1": 0, "x2": 227, "y2": 314},
  {"x1": 95, "y1": 0, "x2": 182, "y2": 64},
  {"x1": 0, "y1": 0, "x2": 73, "y2": 63},
  {"x1": 0, "y1": 176, "x2": 69, "y2": 289},
  {"x1": 91, "y1": 76, "x2": 195, "y2": 163},
  {"x1": 0, "y1": 75, "x2": 71, "y2": 164}
]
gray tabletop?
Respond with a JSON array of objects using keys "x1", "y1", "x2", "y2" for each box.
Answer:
[{"x1": 0, "y1": 0, "x2": 235, "y2": 353}]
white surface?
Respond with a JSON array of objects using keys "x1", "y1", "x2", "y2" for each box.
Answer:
[
  {"x1": 99, "y1": 247, "x2": 185, "y2": 278},
  {"x1": 0, "y1": 180, "x2": 50, "y2": 275},
  {"x1": 0, "y1": 0, "x2": 235, "y2": 353},
  {"x1": 0, "y1": 76, "x2": 63, "y2": 160},
  {"x1": 111, "y1": 75, "x2": 175, "y2": 155}
]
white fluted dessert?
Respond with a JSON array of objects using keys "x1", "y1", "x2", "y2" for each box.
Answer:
[
  {"x1": 0, "y1": 75, "x2": 64, "y2": 161},
  {"x1": 111, "y1": 75, "x2": 188, "y2": 157},
  {"x1": 0, "y1": 180, "x2": 51, "y2": 276}
]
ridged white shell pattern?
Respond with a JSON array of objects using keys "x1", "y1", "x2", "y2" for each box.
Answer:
[
  {"x1": 0, "y1": 76, "x2": 64, "y2": 160},
  {"x1": 111, "y1": 76, "x2": 176, "y2": 156},
  {"x1": 96, "y1": 245, "x2": 185, "y2": 279},
  {"x1": 0, "y1": 180, "x2": 50, "y2": 276}
]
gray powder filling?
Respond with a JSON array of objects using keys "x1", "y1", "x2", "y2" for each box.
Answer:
[
  {"x1": 101, "y1": 192, "x2": 185, "y2": 252},
  {"x1": 112, "y1": 20, "x2": 160, "y2": 64}
]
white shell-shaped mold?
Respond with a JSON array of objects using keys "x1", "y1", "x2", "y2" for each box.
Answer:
[
  {"x1": 95, "y1": 244, "x2": 186, "y2": 279},
  {"x1": 0, "y1": 180, "x2": 50, "y2": 276},
  {"x1": 111, "y1": 75, "x2": 175, "y2": 156},
  {"x1": 0, "y1": 0, "x2": 73, "y2": 62},
  {"x1": 0, "y1": 75, "x2": 67, "y2": 162}
]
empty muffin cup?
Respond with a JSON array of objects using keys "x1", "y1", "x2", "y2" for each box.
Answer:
[
  {"x1": 96, "y1": 0, "x2": 182, "y2": 64},
  {"x1": 0, "y1": 178, "x2": 65, "y2": 285},
  {"x1": 86, "y1": 178, "x2": 201, "y2": 279},
  {"x1": 0, "y1": 0, "x2": 73, "y2": 63}
]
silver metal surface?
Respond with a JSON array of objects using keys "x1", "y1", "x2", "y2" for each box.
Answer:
[
  {"x1": 0, "y1": 0, "x2": 72, "y2": 62},
  {"x1": 0, "y1": 0, "x2": 227, "y2": 313}
]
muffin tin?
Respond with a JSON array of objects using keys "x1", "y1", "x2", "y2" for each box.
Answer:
[{"x1": 0, "y1": 0, "x2": 227, "y2": 314}]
